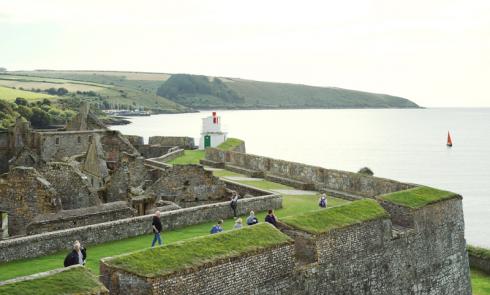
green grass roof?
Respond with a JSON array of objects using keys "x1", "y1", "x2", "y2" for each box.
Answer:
[
  {"x1": 281, "y1": 199, "x2": 389, "y2": 235},
  {"x1": 0, "y1": 267, "x2": 106, "y2": 295},
  {"x1": 103, "y1": 223, "x2": 292, "y2": 278},
  {"x1": 217, "y1": 138, "x2": 244, "y2": 151},
  {"x1": 378, "y1": 186, "x2": 457, "y2": 209},
  {"x1": 468, "y1": 245, "x2": 490, "y2": 260}
]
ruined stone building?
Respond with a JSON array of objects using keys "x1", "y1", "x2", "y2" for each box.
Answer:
[{"x1": 0, "y1": 103, "x2": 226, "y2": 239}]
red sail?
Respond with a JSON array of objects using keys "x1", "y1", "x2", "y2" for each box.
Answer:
[{"x1": 447, "y1": 132, "x2": 453, "y2": 146}]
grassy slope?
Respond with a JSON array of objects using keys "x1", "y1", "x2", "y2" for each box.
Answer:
[
  {"x1": 104, "y1": 223, "x2": 291, "y2": 277},
  {"x1": 217, "y1": 138, "x2": 244, "y2": 151},
  {"x1": 473, "y1": 269, "x2": 490, "y2": 295},
  {"x1": 379, "y1": 186, "x2": 456, "y2": 209},
  {"x1": 9, "y1": 70, "x2": 419, "y2": 110},
  {"x1": 0, "y1": 267, "x2": 105, "y2": 295},
  {"x1": 0, "y1": 85, "x2": 55, "y2": 101},
  {"x1": 225, "y1": 78, "x2": 419, "y2": 108},
  {"x1": 168, "y1": 150, "x2": 205, "y2": 165},
  {"x1": 281, "y1": 199, "x2": 388, "y2": 234},
  {"x1": 7, "y1": 71, "x2": 186, "y2": 113}
]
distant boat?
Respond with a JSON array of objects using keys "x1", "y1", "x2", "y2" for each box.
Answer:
[{"x1": 447, "y1": 131, "x2": 453, "y2": 147}]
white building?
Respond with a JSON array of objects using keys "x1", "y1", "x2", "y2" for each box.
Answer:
[{"x1": 199, "y1": 112, "x2": 227, "y2": 149}]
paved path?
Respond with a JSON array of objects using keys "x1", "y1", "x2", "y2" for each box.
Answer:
[{"x1": 270, "y1": 189, "x2": 317, "y2": 196}]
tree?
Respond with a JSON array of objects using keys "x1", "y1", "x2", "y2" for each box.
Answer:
[
  {"x1": 15, "y1": 97, "x2": 28, "y2": 106},
  {"x1": 42, "y1": 98, "x2": 51, "y2": 106},
  {"x1": 29, "y1": 107, "x2": 50, "y2": 128},
  {"x1": 57, "y1": 88, "x2": 68, "y2": 96}
]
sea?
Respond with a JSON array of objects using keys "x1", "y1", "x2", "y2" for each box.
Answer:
[{"x1": 112, "y1": 108, "x2": 490, "y2": 247}]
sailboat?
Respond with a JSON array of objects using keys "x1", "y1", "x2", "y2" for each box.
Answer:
[{"x1": 447, "y1": 131, "x2": 453, "y2": 147}]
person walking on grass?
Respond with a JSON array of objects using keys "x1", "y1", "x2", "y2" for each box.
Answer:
[
  {"x1": 64, "y1": 240, "x2": 87, "y2": 267},
  {"x1": 151, "y1": 210, "x2": 163, "y2": 247},
  {"x1": 211, "y1": 219, "x2": 224, "y2": 234},
  {"x1": 265, "y1": 209, "x2": 278, "y2": 227},
  {"x1": 230, "y1": 191, "x2": 239, "y2": 217},
  {"x1": 246, "y1": 210, "x2": 259, "y2": 226},
  {"x1": 319, "y1": 193, "x2": 327, "y2": 208},
  {"x1": 234, "y1": 218, "x2": 243, "y2": 229}
]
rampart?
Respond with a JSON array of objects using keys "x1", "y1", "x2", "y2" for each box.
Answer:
[
  {"x1": 99, "y1": 194, "x2": 471, "y2": 295},
  {"x1": 204, "y1": 148, "x2": 414, "y2": 198},
  {"x1": 0, "y1": 193, "x2": 282, "y2": 263}
]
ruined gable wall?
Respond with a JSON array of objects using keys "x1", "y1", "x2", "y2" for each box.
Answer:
[{"x1": 38, "y1": 163, "x2": 99, "y2": 210}]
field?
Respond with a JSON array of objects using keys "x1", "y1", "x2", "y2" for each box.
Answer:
[
  {"x1": 6, "y1": 70, "x2": 420, "y2": 110},
  {"x1": 0, "y1": 85, "x2": 55, "y2": 101}
]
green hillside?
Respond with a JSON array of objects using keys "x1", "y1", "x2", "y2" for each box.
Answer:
[{"x1": 4, "y1": 70, "x2": 419, "y2": 111}]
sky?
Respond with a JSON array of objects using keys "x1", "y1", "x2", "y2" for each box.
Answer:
[{"x1": 0, "y1": 0, "x2": 489, "y2": 107}]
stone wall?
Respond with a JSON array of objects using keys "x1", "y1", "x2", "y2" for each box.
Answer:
[
  {"x1": 38, "y1": 162, "x2": 99, "y2": 210},
  {"x1": 205, "y1": 148, "x2": 414, "y2": 198},
  {"x1": 295, "y1": 197, "x2": 471, "y2": 294},
  {"x1": 0, "y1": 167, "x2": 59, "y2": 236},
  {"x1": 468, "y1": 253, "x2": 490, "y2": 274},
  {"x1": 148, "y1": 136, "x2": 195, "y2": 149},
  {"x1": 148, "y1": 149, "x2": 185, "y2": 163},
  {"x1": 137, "y1": 145, "x2": 174, "y2": 159},
  {"x1": 0, "y1": 132, "x2": 10, "y2": 173},
  {"x1": 100, "y1": 243, "x2": 296, "y2": 295},
  {"x1": 0, "y1": 194, "x2": 282, "y2": 263},
  {"x1": 26, "y1": 201, "x2": 135, "y2": 235},
  {"x1": 106, "y1": 154, "x2": 151, "y2": 203}
]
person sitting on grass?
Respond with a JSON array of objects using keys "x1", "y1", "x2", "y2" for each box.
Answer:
[
  {"x1": 234, "y1": 218, "x2": 243, "y2": 229},
  {"x1": 210, "y1": 219, "x2": 224, "y2": 234},
  {"x1": 265, "y1": 209, "x2": 278, "y2": 227},
  {"x1": 319, "y1": 193, "x2": 328, "y2": 208},
  {"x1": 64, "y1": 240, "x2": 86, "y2": 267},
  {"x1": 246, "y1": 210, "x2": 259, "y2": 226}
]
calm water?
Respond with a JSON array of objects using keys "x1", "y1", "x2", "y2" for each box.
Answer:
[{"x1": 112, "y1": 108, "x2": 490, "y2": 247}]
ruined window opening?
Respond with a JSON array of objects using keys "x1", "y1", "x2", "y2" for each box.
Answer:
[
  {"x1": 55, "y1": 137, "x2": 60, "y2": 145},
  {"x1": 91, "y1": 178, "x2": 94, "y2": 186},
  {"x1": 88, "y1": 135, "x2": 92, "y2": 142},
  {"x1": 184, "y1": 180, "x2": 190, "y2": 186},
  {"x1": 77, "y1": 136, "x2": 81, "y2": 143}
]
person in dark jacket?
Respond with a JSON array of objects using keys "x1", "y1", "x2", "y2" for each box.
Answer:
[
  {"x1": 64, "y1": 240, "x2": 86, "y2": 267},
  {"x1": 265, "y1": 209, "x2": 278, "y2": 227},
  {"x1": 230, "y1": 191, "x2": 239, "y2": 218},
  {"x1": 152, "y1": 210, "x2": 163, "y2": 247}
]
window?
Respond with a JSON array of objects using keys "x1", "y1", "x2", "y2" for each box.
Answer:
[
  {"x1": 55, "y1": 137, "x2": 60, "y2": 145},
  {"x1": 77, "y1": 136, "x2": 81, "y2": 144}
]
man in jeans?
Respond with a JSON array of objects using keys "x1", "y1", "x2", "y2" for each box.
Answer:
[{"x1": 151, "y1": 211, "x2": 163, "y2": 247}]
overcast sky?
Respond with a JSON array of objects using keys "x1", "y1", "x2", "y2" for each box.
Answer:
[{"x1": 1, "y1": 0, "x2": 489, "y2": 107}]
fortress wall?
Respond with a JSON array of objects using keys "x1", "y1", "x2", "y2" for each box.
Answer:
[
  {"x1": 148, "y1": 136, "x2": 195, "y2": 149},
  {"x1": 296, "y1": 197, "x2": 471, "y2": 294},
  {"x1": 0, "y1": 194, "x2": 282, "y2": 263},
  {"x1": 101, "y1": 244, "x2": 296, "y2": 295},
  {"x1": 206, "y1": 148, "x2": 414, "y2": 197}
]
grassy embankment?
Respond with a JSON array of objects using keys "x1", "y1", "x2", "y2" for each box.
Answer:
[
  {"x1": 378, "y1": 186, "x2": 457, "y2": 209},
  {"x1": 103, "y1": 223, "x2": 291, "y2": 277},
  {"x1": 216, "y1": 137, "x2": 244, "y2": 151},
  {"x1": 0, "y1": 267, "x2": 106, "y2": 295}
]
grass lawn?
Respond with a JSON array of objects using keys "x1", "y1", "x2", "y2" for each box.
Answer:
[
  {"x1": 211, "y1": 169, "x2": 243, "y2": 178},
  {"x1": 472, "y1": 268, "x2": 490, "y2": 295},
  {"x1": 281, "y1": 199, "x2": 388, "y2": 234},
  {"x1": 0, "y1": 192, "x2": 345, "y2": 281},
  {"x1": 103, "y1": 223, "x2": 291, "y2": 277},
  {"x1": 217, "y1": 138, "x2": 244, "y2": 151},
  {"x1": 168, "y1": 150, "x2": 205, "y2": 165},
  {"x1": 378, "y1": 186, "x2": 456, "y2": 209},
  {"x1": 0, "y1": 86, "x2": 55, "y2": 101},
  {"x1": 0, "y1": 267, "x2": 105, "y2": 295}
]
